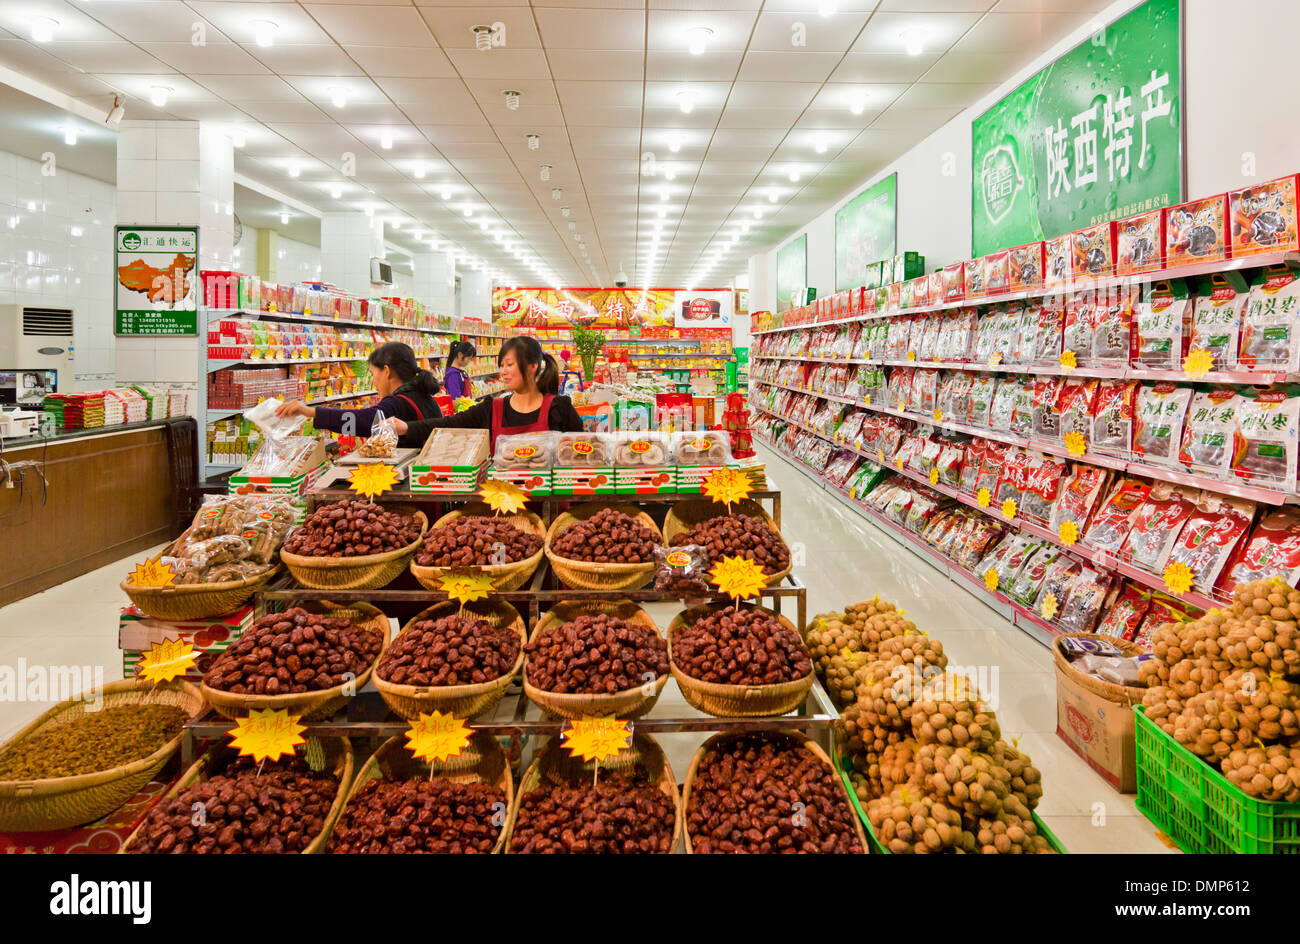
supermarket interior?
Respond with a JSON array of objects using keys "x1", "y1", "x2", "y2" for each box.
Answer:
[{"x1": 0, "y1": 0, "x2": 1299, "y2": 874}]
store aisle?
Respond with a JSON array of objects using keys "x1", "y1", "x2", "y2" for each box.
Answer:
[{"x1": 755, "y1": 442, "x2": 1176, "y2": 855}]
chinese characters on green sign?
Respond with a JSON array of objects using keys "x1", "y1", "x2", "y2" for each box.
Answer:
[
  {"x1": 776, "y1": 234, "x2": 807, "y2": 313},
  {"x1": 835, "y1": 174, "x2": 897, "y2": 291},
  {"x1": 114, "y1": 225, "x2": 200, "y2": 336}
]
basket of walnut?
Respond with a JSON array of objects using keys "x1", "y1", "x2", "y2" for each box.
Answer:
[
  {"x1": 544, "y1": 502, "x2": 664, "y2": 591},
  {"x1": 410, "y1": 502, "x2": 546, "y2": 592}
]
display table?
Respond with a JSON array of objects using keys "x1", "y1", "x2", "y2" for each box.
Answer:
[{"x1": 0, "y1": 419, "x2": 190, "y2": 606}]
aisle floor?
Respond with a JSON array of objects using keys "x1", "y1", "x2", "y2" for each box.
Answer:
[{"x1": 0, "y1": 441, "x2": 1174, "y2": 853}]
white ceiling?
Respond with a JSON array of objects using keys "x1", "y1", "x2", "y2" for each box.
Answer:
[{"x1": 0, "y1": 0, "x2": 1109, "y2": 287}]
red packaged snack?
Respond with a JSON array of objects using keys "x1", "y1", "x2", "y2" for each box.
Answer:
[
  {"x1": 1031, "y1": 376, "x2": 1065, "y2": 440},
  {"x1": 1057, "y1": 566, "x2": 1113, "y2": 634},
  {"x1": 1095, "y1": 584, "x2": 1152, "y2": 638},
  {"x1": 941, "y1": 262, "x2": 965, "y2": 302},
  {"x1": 959, "y1": 441, "x2": 985, "y2": 493},
  {"x1": 1119, "y1": 483, "x2": 1198, "y2": 571},
  {"x1": 1230, "y1": 387, "x2": 1300, "y2": 488},
  {"x1": 1071, "y1": 222, "x2": 1118, "y2": 279},
  {"x1": 1019, "y1": 454, "x2": 1066, "y2": 524},
  {"x1": 1044, "y1": 234, "x2": 1071, "y2": 291},
  {"x1": 1166, "y1": 194, "x2": 1230, "y2": 268},
  {"x1": 1090, "y1": 291, "x2": 1134, "y2": 364},
  {"x1": 1033, "y1": 304, "x2": 1064, "y2": 365},
  {"x1": 994, "y1": 448, "x2": 1033, "y2": 508},
  {"x1": 1165, "y1": 494, "x2": 1255, "y2": 593},
  {"x1": 1132, "y1": 382, "x2": 1193, "y2": 467},
  {"x1": 1008, "y1": 242, "x2": 1045, "y2": 292},
  {"x1": 1049, "y1": 464, "x2": 1110, "y2": 534},
  {"x1": 1062, "y1": 298, "x2": 1095, "y2": 364},
  {"x1": 966, "y1": 374, "x2": 998, "y2": 428},
  {"x1": 936, "y1": 442, "x2": 964, "y2": 488},
  {"x1": 1056, "y1": 379, "x2": 1099, "y2": 441},
  {"x1": 1092, "y1": 380, "x2": 1138, "y2": 456},
  {"x1": 1177, "y1": 387, "x2": 1246, "y2": 475},
  {"x1": 1230, "y1": 174, "x2": 1300, "y2": 258},
  {"x1": 1083, "y1": 479, "x2": 1151, "y2": 554},
  {"x1": 984, "y1": 251, "x2": 1010, "y2": 295},
  {"x1": 975, "y1": 441, "x2": 1010, "y2": 498},
  {"x1": 1009, "y1": 378, "x2": 1035, "y2": 437},
  {"x1": 1117, "y1": 209, "x2": 1166, "y2": 276},
  {"x1": 1218, "y1": 508, "x2": 1300, "y2": 596},
  {"x1": 1038, "y1": 555, "x2": 1082, "y2": 615}
]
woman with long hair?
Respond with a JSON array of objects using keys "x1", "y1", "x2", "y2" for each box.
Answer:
[
  {"x1": 275, "y1": 340, "x2": 441, "y2": 448},
  {"x1": 390, "y1": 335, "x2": 583, "y2": 448},
  {"x1": 442, "y1": 340, "x2": 477, "y2": 400}
]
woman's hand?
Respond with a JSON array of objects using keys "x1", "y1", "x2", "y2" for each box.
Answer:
[
  {"x1": 274, "y1": 400, "x2": 313, "y2": 419},
  {"x1": 389, "y1": 418, "x2": 408, "y2": 435}
]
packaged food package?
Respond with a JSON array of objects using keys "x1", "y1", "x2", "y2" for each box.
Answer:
[
  {"x1": 1031, "y1": 376, "x2": 1065, "y2": 440},
  {"x1": 1095, "y1": 584, "x2": 1152, "y2": 639},
  {"x1": 988, "y1": 379, "x2": 1020, "y2": 433},
  {"x1": 1049, "y1": 465, "x2": 1111, "y2": 534},
  {"x1": 1166, "y1": 193, "x2": 1230, "y2": 268},
  {"x1": 1119, "y1": 483, "x2": 1198, "y2": 571},
  {"x1": 936, "y1": 442, "x2": 965, "y2": 488},
  {"x1": 939, "y1": 372, "x2": 973, "y2": 420},
  {"x1": 1188, "y1": 272, "x2": 1249, "y2": 370},
  {"x1": 994, "y1": 447, "x2": 1033, "y2": 509},
  {"x1": 614, "y1": 433, "x2": 672, "y2": 467},
  {"x1": 1012, "y1": 305, "x2": 1039, "y2": 365},
  {"x1": 1039, "y1": 555, "x2": 1083, "y2": 614},
  {"x1": 1090, "y1": 292, "x2": 1134, "y2": 365},
  {"x1": 1239, "y1": 264, "x2": 1300, "y2": 371},
  {"x1": 1062, "y1": 298, "x2": 1095, "y2": 364},
  {"x1": 957, "y1": 521, "x2": 1006, "y2": 571},
  {"x1": 894, "y1": 434, "x2": 927, "y2": 471},
  {"x1": 494, "y1": 431, "x2": 555, "y2": 469},
  {"x1": 977, "y1": 534, "x2": 1032, "y2": 588},
  {"x1": 967, "y1": 374, "x2": 998, "y2": 428},
  {"x1": 1132, "y1": 383, "x2": 1193, "y2": 467},
  {"x1": 654, "y1": 544, "x2": 711, "y2": 597},
  {"x1": 1056, "y1": 566, "x2": 1114, "y2": 634},
  {"x1": 1231, "y1": 387, "x2": 1300, "y2": 489},
  {"x1": 1083, "y1": 479, "x2": 1152, "y2": 554},
  {"x1": 912, "y1": 369, "x2": 939, "y2": 415},
  {"x1": 1033, "y1": 303, "x2": 1065, "y2": 365},
  {"x1": 992, "y1": 307, "x2": 1021, "y2": 365},
  {"x1": 905, "y1": 493, "x2": 943, "y2": 534},
  {"x1": 1008, "y1": 544, "x2": 1062, "y2": 605},
  {"x1": 1008, "y1": 241, "x2": 1045, "y2": 291},
  {"x1": 417, "y1": 428, "x2": 490, "y2": 467},
  {"x1": 975, "y1": 441, "x2": 1010, "y2": 497},
  {"x1": 1045, "y1": 234, "x2": 1071, "y2": 290},
  {"x1": 1019, "y1": 454, "x2": 1066, "y2": 524},
  {"x1": 243, "y1": 397, "x2": 306, "y2": 445},
  {"x1": 1177, "y1": 387, "x2": 1246, "y2": 475},
  {"x1": 1091, "y1": 380, "x2": 1138, "y2": 456},
  {"x1": 554, "y1": 431, "x2": 616, "y2": 466},
  {"x1": 672, "y1": 431, "x2": 731, "y2": 466},
  {"x1": 1132, "y1": 281, "x2": 1193, "y2": 370},
  {"x1": 1165, "y1": 494, "x2": 1255, "y2": 593},
  {"x1": 356, "y1": 410, "x2": 398, "y2": 459},
  {"x1": 241, "y1": 436, "x2": 321, "y2": 477},
  {"x1": 888, "y1": 367, "x2": 914, "y2": 410},
  {"x1": 1218, "y1": 508, "x2": 1300, "y2": 596},
  {"x1": 1002, "y1": 538, "x2": 1047, "y2": 588},
  {"x1": 887, "y1": 485, "x2": 919, "y2": 523},
  {"x1": 974, "y1": 312, "x2": 999, "y2": 364},
  {"x1": 915, "y1": 438, "x2": 943, "y2": 476},
  {"x1": 576, "y1": 401, "x2": 613, "y2": 435},
  {"x1": 1117, "y1": 209, "x2": 1166, "y2": 276},
  {"x1": 959, "y1": 442, "x2": 985, "y2": 493},
  {"x1": 1230, "y1": 174, "x2": 1300, "y2": 257},
  {"x1": 1071, "y1": 222, "x2": 1118, "y2": 279},
  {"x1": 950, "y1": 309, "x2": 980, "y2": 362},
  {"x1": 1010, "y1": 378, "x2": 1036, "y2": 437},
  {"x1": 1056, "y1": 379, "x2": 1099, "y2": 441}
]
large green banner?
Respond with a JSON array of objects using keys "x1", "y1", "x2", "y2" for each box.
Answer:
[
  {"x1": 835, "y1": 173, "x2": 897, "y2": 291},
  {"x1": 971, "y1": 0, "x2": 1183, "y2": 257},
  {"x1": 776, "y1": 234, "x2": 806, "y2": 312}
]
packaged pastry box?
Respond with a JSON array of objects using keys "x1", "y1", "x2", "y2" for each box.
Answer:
[
  {"x1": 228, "y1": 437, "x2": 327, "y2": 511},
  {"x1": 1007, "y1": 241, "x2": 1045, "y2": 292},
  {"x1": 1230, "y1": 173, "x2": 1300, "y2": 258},
  {"x1": 120, "y1": 604, "x2": 255, "y2": 682},
  {"x1": 1116, "y1": 209, "x2": 1166, "y2": 276},
  {"x1": 1165, "y1": 193, "x2": 1231, "y2": 268},
  {"x1": 409, "y1": 428, "x2": 490, "y2": 494},
  {"x1": 551, "y1": 431, "x2": 616, "y2": 496},
  {"x1": 963, "y1": 258, "x2": 987, "y2": 299},
  {"x1": 1070, "y1": 222, "x2": 1118, "y2": 280},
  {"x1": 613, "y1": 433, "x2": 676, "y2": 494},
  {"x1": 487, "y1": 465, "x2": 552, "y2": 496}
]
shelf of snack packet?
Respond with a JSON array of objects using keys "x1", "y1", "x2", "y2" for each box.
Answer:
[{"x1": 204, "y1": 306, "x2": 506, "y2": 340}]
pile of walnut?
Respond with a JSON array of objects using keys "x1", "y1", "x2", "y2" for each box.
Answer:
[
  {"x1": 1141, "y1": 578, "x2": 1300, "y2": 802},
  {"x1": 814, "y1": 597, "x2": 1052, "y2": 854}
]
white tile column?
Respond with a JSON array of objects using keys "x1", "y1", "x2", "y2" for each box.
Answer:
[
  {"x1": 412, "y1": 250, "x2": 456, "y2": 315},
  {"x1": 321, "y1": 212, "x2": 384, "y2": 298}
]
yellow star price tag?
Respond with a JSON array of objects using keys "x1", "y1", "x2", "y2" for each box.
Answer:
[
  {"x1": 1059, "y1": 349, "x2": 1077, "y2": 372},
  {"x1": 563, "y1": 717, "x2": 632, "y2": 764},
  {"x1": 1040, "y1": 592, "x2": 1059, "y2": 621},
  {"x1": 988, "y1": 352, "x2": 1003, "y2": 366},
  {"x1": 129, "y1": 558, "x2": 176, "y2": 588},
  {"x1": 478, "y1": 479, "x2": 529, "y2": 515},
  {"x1": 437, "y1": 569, "x2": 495, "y2": 606},
  {"x1": 907, "y1": 350, "x2": 916, "y2": 362},
  {"x1": 877, "y1": 449, "x2": 885, "y2": 464},
  {"x1": 348, "y1": 462, "x2": 399, "y2": 500},
  {"x1": 137, "y1": 638, "x2": 197, "y2": 684},
  {"x1": 1063, "y1": 430, "x2": 1086, "y2": 456},
  {"x1": 228, "y1": 709, "x2": 307, "y2": 764},
  {"x1": 977, "y1": 487, "x2": 991, "y2": 508},
  {"x1": 1182, "y1": 349, "x2": 1214, "y2": 379},
  {"x1": 983, "y1": 568, "x2": 999, "y2": 592},
  {"x1": 1059, "y1": 519, "x2": 1079, "y2": 546},
  {"x1": 701, "y1": 467, "x2": 754, "y2": 507},
  {"x1": 1163, "y1": 561, "x2": 1193, "y2": 596},
  {"x1": 709, "y1": 555, "x2": 769, "y2": 601},
  {"x1": 897, "y1": 399, "x2": 906, "y2": 412},
  {"x1": 1001, "y1": 498, "x2": 1017, "y2": 519},
  {"x1": 929, "y1": 468, "x2": 939, "y2": 485},
  {"x1": 405, "y1": 710, "x2": 471, "y2": 764},
  {"x1": 932, "y1": 409, "x2": 943, "y2": 424}
]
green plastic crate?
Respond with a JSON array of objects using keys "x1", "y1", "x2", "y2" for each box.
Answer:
[
  {"x1": 1134, "y1": 705, "x2": 1300, "y2": 854},
  {"x1": 834, "y1": 750, "x2": 1067, "y2": 854}
]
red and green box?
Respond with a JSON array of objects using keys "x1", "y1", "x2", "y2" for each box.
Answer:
[
  {"x1": 614, "y1": 467, "x2": 676, "y2": 495},
  {"x1": 551, "y1": 467, "x2": 616, "y2": 496},
  {"x1": 488, "y1": 466, "x2": 551, "y2": 496}
]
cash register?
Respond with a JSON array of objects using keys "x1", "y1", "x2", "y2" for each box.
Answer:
[{"x1": 0, "y1": 368, "x2": 54, "y2": 438}]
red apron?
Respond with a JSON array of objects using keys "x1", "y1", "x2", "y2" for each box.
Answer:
[{"x1": 491, "y1": 394, "x2": 553, "y2": 451}]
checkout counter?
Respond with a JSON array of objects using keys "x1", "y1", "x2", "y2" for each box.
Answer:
[{"x1": 0, "y1": 416, "x2": 192, "y2": 606}]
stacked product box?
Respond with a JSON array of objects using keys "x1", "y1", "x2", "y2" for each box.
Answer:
[
  {"x1": 615, "y1": 433, "x2": 676, "y2": 495},
  {"x1": 228, "y1": 437, "x2": 328, "y2": 520},
  {"x1": 119, "y1": 604, "x2": 255, "y2": 682},
  {"x1": 551, "y1": 431, "x2": 616, "y2": 496},
  {"x1": 206, "y1": 367, "x2": 304, "y2": 409},
  {"x1": 409, "y1": 428, "x2": 490, "y2": 494},
  {"x1": 673, "y1": 430, "x2": 737, "y2": 494}
]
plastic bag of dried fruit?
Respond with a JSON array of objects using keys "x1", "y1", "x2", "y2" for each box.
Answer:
[{"x1": 357, "y1": 410, "x2": 398, "y2": 459}]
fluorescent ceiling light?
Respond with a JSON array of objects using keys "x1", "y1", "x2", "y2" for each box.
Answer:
[
  {"x1": 686, "y1": 27, "x2": 713, "y2": 56},
  {"x1": 788, "y1": 167, "x2": 801, "y2": 183},
  {"x1": 667, "y1": 132, "x2": 682, "y2": 153},
  {"x1": 899, "y1": 28, "x2": 927, "y2": 56},
  {"x1": 149, "y1": 86, "x2": 171, "y2": 108},
  {"x1": 412, "y1": 162, "x2": 425, "y2": 179},
  {"x1": 379, "y1": 131, "x2": 393, "y2": 150},
  {"x1": 676, "y1": 90, "x2": 697, "y2": 114},
  {"x1": 329, "y1": 86, "x2": 347, "y2": 108},
  {"x1": 63, "y1": 128, "x2": 77, "y2": 146},
  {"x1": 251, "y1": 20, "x2": 278, "y2": 48},
  {"x1": 849, "y1": 91, "x2": 868, "y2": 116},
  {"x1": 814, "y1": 134, "x2": 828, "y2": 154},
  {"x1": 287, "y1": 160, "x2": 300, "y2": 178},
  {"x1": 29, "y1": 16, "x2": 57, "y2": 43},
  {"x1": 280, "y1": 212, "x2": 290, "y2": 225},
  {"x1": 329, "y1": 183, "x2": 342, "y2": 199}
]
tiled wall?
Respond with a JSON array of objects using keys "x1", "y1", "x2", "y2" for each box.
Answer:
[
  {"x1": 0, "y1": 149, "x2": 116, "y2": 390},
  {"x1": 232, "y1": 226, "x2": 323, "y2": 283}
]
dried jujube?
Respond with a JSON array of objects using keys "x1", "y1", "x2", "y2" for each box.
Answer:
[
  {"x1": 550, "y1": 508, "x2": 660, "y2": 564},
  {"x1": 509, "y1": 772, "x2": 675, "y2": 854},
  {"x1": 672, "y1": 608, "x2": 811, "y2": 686},
  {"x1": 525, "y1": 613, "x2": 668, "y2": 695},
  {"x1": 415, "y1": 517, "x2": 541, "y2": 567},
  {"x1": 330, "y1": 778, "x2": 506, "y2": 853},
  {"x1": 377, "y1": 614, "x2": 519, "y2": 687},
  {"x1": 670, "y1": 514, "x2": 790, "y2": 576},
  {"x1": 283, "y1": 499, "x2": 421, "y2": 558}
]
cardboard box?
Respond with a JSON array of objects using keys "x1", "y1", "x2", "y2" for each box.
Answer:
[
  {"x1": 228, "y1": 463, "x2": 324, "y2": 503},
  {"x1": 1117, "y1": 209, "x2": 1166, "y2": 275},
  {"x1": 551, "y1": 467, "x2": 616, "y2": 496},
  {"x1": 487, "y1": 466, "x2": 551, "y2": 496},
  {"x1": 120, "y1": 604, "x2": 255, "y2": 682},
  {"x1": 1007, "y1": 242, "x2": 1045, "y2": 291},
  {"x1": 940, "y1": 262, "x2": 965, "y2": 302},
  {"x1": 1044, "y1": 233, "x2": 1072, "y2": 289},
  {"x1": 1166, "y1": 193, "x2": 1231, "y2": 268},
  {"x1": 1230, "y1": 173, "x2": 1300, "y2": 258},
  {"x1": 409, "y1": 461, "x2": 486, "y2": 494},
  {"x1": 676, "y1": 463, "x2": 731, "y2": 494},
  {"x1": 892, "y1": 251, "x2": 924, "y2": 284},
  {"x1": 1055, "y1": 660, "x2": 1138, "y2": 792},
  {"x1": 614, "y1": 467, "x2": 676, "y2": 494},
  {"x1": 1071, "y1": 221, "x2": 1118, "y2": 279},
  {"x1": 983, "y1": 250, "x2": 1011, "y2": 294}
]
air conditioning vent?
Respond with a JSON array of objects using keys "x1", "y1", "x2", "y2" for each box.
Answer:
[{"x1": 22, "y1": 307, "x2": 74, "y2": 337}]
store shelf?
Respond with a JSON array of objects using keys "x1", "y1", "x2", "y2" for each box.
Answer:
[
  {"x1": 205, "y1": 307, "x2": 505, "y2": 338},
  {"x1": 205, "y1": 388, "x2": 381, "y2": 420}
]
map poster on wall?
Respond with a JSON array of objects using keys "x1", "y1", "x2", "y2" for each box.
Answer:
[
  {"x1": 492, "y1": 287, "x2": 677, "y2": 329},
  {"x1": 114, "y1": 225, "x2": 199, "y2": 336},
  {"x1": 776, "y1": 235, "x2": 807, "y2": 312},
  {"x1": 835, "y1": 173, "x2": 897, "y2": 291},
  {"x1": 970, "y1": 0, "x2": 1183, "y2": 257}
]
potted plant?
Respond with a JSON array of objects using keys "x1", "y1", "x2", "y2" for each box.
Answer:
[{"x1": 570, "y1": 324, "x2": 606, "y2": 382}]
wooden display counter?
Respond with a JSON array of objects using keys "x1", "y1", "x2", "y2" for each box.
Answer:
[{"x1": 0, "y1": 420, "x2": 189, "y2": 606}]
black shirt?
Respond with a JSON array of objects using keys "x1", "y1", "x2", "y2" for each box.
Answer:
[
  {"x1": 403, "y1": 393, "x2": 584, "y2": 443},
  {"x1": 312, "y1": 380, "x2": 442, "y2": 449}
]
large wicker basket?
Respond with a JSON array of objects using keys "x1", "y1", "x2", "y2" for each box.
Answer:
[
  {"x1": 681, "y1": 732, "x2": 868, "y2": 854},
  {"x1": 373, "y1": 598, "x2": 526, "y2": 720},
  {"x1": 668, "y1": 602, "x2": 814, "y2": 717},
  {"x1": 1052, "y1": 632, "x2": 1146, "y2": 706},
  {"x1": 0, "y1": 679, "x2": 204, "y2": 832},
  {"x1": 664, "y1": 498, "x2": 791, "y2": 587},
  {"x1": 281, "y1": 507, "x2": 428, "y2": 590},
  {"x1": 121, "y1": 736, "x2": 354, "y2": 854},
  {"x1": 410, "y1": 503, "x2": 546, "y2": 592},
  {"x1": 199, "y1": 601, "x2": 391, "y2": 720},
  {"x1": 505, "y1": 733, "x2": 681, "y2": 853},
  {"x1": 331, "y1": 733, "x2": 513, "y2": 854},
  {"x1": 121, "y1": 565, "x2": 279, "y2": 621},
  {"x1": 544, "y1": 502, "x2": 663, "y2": 591},
  {"x1": 523, "y1": 600, "x2": 668, "y2": 720}
]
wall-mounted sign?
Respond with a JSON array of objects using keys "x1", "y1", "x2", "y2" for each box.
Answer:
[
  {"x1": 776, "y1": 235, "x2": 807, "y2": 313},
  {"x1": 835, "y1": 174, "x2": 897, "y2": 291},
  {"x1": 114, "y1": 225, "x2": 199, "y2": 336}
]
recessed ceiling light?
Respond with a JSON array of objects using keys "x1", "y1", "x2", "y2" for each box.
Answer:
[
  {"x1": 503, "y1": 90, "x2": 521, "y2": 111},
  {"x1": 551, "y1": 188, "x2": 562, "y2": 200},
  {"x1": 676, "y1": 90, "x2": 697, "y2": 114},
  {"x1": 752, "y1": 208, "x2": 762, "y2": 219},
  {"x1": 814, "y1": 134, "x2": 828, "y2": 154},
  {"x1": 379, "y1": 131, "x2": 393, "y2": 150},
  {"x1": 251, "y1": 20, "x2": 278, "y2": 48},
  {"x1": 63, "y1": 128, "x2": 77, "y2": 146},
  {"x1": 329, "y1": 86, "x2": 347, "y2": 108},
  {"x1": 328, "y1": 183, "x2": 342, "y2": 199},
  {"x1": 29, "y1": 16, "x2": 58, "y2": 43},
  {"x1": 539, "y1": 163, "x2": 552, "y2": 182},
  {"x1": 686, "y1": 27, "x2": 713, "y2": 56},
  {"x1": 667, "y1": 132, "x2": 683, "y2": 153},
  {"x1": 659, "y1": 187, "x2": 670, "y2": 201},
  {"x1": 664, "y1": 166, "x2": 676, "y2": 181},
  {"x1": 849, "y1": 90, "x2": 868, "y2": 116},
  {"x1": 768, "y1": 189, "x2": 779, "y2": 203},
  {"x1": 280, "y1": 212, "x2": 290, "y2": 225},
  {"x1": 526, "y1": 133, "x2": 540, "y2": 150},
  {"x1": 899, "y1": 28, "x2": 927, "y2": 56},
  {"x1": 70, "y1": 225, "x2": 83, "y2": 238},
  {"x1": 287, "y1": 160, "x2": 300, "y2": 178},
  {"x1": 463, "y1": 206, "x2": 473, "y2": 217},
  {"x1": 412, "y1": 162, "x2": 425, "y2": 179},
  {"x1": 149, "y1": 86, "x2": 171, "y2": 108},
  {"x1": 441, "y1": 187, "x2": 452, "y2": 201},
  {"x1": 655, "y1": 206, "x2": 666, "y2": 218},
  {"x1": 788, "y1": 167, "x2": 801, "y2": 183}
]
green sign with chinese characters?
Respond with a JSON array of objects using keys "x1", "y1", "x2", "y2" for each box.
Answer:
[
  {"x1": 835, "y1": 173, "x2": 897, "y2": 291},
  {"x1": 776, "y1": 234, "x2": 807, "y2": 313},
  {"x1": 114, "y1": 225, "x2": 199, "y2": 335},
  {"x1": 971, "y1": 0, "x2": 1183, "y2": 257}
]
